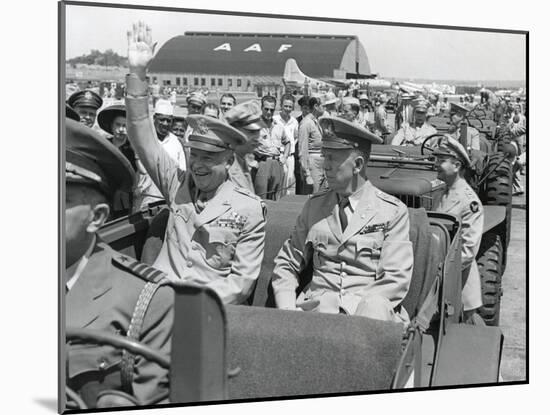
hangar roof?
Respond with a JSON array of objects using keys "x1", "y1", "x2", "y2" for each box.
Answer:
[{"x1": 149, "y1": 32, "x2": 370, "y2": 77}]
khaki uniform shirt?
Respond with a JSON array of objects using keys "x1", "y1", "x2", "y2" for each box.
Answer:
[
  {"x1": 272, "y1": 181, "x2": 413, "y2": 318},
  {"x1": 391, "y1": 122, "x2": 437, "y2": 146},
  {"x1": 125, "y1": 96, "x2": 266, "y2": 304},
  {"x1": 434, "y1": 177, "x2": 483, "y2": 310}
]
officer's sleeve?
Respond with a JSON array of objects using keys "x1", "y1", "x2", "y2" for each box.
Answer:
[
  {"x1": 125, "y1": 76, "x2": 183, "y2": 204},
  {"x1": 367, "y1": 203, "x2": 413, "y2": 308},
  {"x1": 271, "y1": 199, "x2": 313, "y2": 309},
  {"x1": 205, "y1": 202, "x2": 266, "y2": 305},
  {"x1": 132, "y1": 285, "x2": 174, "y2": 404},
  {"x1": 460, "y1": 200, "x2": 484, "y2": 270}
]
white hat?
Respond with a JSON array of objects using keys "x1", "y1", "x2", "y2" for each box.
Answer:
[{"x1": 154, "y1": 99, "x2": 174, "y2": 116}]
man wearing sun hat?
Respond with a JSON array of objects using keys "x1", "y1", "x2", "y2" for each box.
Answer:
[
  {"x1": 124, "y1": 22, "x2": 266, "y2": 304},
  {"x1": 272, "y1": 116, "x2": 413, "y2": 323},
  {"x1": 64, "y1": 118, "x2": 174, "y2": 409},
  {"x1": 432, "y1": 135, "x2": 484, "y2": 323},
  {"x1": 67, "y1": 89, "x2": 104, "y2": 128},
  {"x1": 391, "y1": 98, "x2": 437, "y2": 146}
]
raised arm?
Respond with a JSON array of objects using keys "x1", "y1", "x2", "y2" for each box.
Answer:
[{"x1": 125, "y1": 22, "x2": 182, "y2": 202}]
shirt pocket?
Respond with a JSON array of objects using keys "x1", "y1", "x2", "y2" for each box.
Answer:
[
  {"x1": 355, "y1": 231, "x2": 384, "y2": 262},
  {"x1": 203, "y1": 227, "x2": 239, "y2": 271},
  {"x1": 67, "y1": 343, "x2": 123, "y2": 379}
]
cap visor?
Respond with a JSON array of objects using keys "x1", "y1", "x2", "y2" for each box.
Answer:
[{"x1": 185, "y1": 141, "x2": 228, "y2": 152}]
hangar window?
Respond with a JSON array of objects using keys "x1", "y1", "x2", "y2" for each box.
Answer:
[
  {"x1": 201, "y1": 78, "x2": 206, "y2": 86},
  {"x1": 183, "y1": 78, "x2": 188, "y2": 86},
  {"x1": 237, "y1": 79, "x2": 242, "y2": 87},
  {"x1": 247, "y1": 79, "x2": 251, "y2": 88},
  {"x1": 163, "y1": 80, "x2": 171, "y2": 86},
  {"x1": 218, "y1": 78, "x2": 223, "y2": 86},
  {"x1": 176, "y1": 77, "x2": 181, "y2": 86},
  {"x1": 194, "y1": 77, "x2": 199, "y2": 86},
  {"x1": 228, "y1": 78, "x2": 233, "y2": 88},
  {"x1": 211, "y1": 78, "x2": 216, "y2": 87}
]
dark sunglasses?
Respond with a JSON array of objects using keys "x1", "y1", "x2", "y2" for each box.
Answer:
[{"x1": 262, "y1": 108, "x2": 275, "y2": 113}]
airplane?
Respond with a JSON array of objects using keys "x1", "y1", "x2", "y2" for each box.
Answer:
[
  {"x1": 282, "y1": 58, "x2": 392, "y2": 92},
  {"x1": 395, "y1": 81, "x2": 455, "y2": 97}
]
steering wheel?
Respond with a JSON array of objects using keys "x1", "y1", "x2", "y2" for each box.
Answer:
[
  {"x1": 65, "y1": 328, "x2": 170, "y2": 410},
  {"x1": 421, "y1": 133, "x2": 448, "y2": 155},
  {"x1": 467, "y1": 116, "x2": 484, "y2": 130}
]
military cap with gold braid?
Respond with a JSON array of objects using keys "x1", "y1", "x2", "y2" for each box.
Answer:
[
  {"x1": 65, "y1": 118, "x2": 135, "y2": 197},
  {"x1": 319, "y1": 115, "x2": 383, "y2": 153},
  {"x1": 67, "y1": 89, "x2": 103, "y2": 110},
  {"x1": 186, "y1": 114, "x2": 247, "y2": 153},
  {"x1": 432, "y1": 135, "x2": 471, "y2": 167}
]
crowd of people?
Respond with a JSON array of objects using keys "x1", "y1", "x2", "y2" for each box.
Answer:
[{"x1": 64, "y1": 21, "x2": 526, "y2": 409}]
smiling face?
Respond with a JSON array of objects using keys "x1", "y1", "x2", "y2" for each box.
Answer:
[
  {"x1": 220, "y1": 97, "x2": 236, "y2": 114},
  {"x1": 154, "y1": 114, "x2": 173, "y2": 139},
  {"x1": 435, "y1": 155, "x2": 460, "y2": 182},
  {"x1": 189, "y1": 148, "x2": 233, "y2": 193},
  {"x1": 262, "y1": 101, "x2": 276, "y2": 122},
  {"x1": 281, "y1": 99, "x2": 294, "y2": 116},
  {"x1": 75, "y1": 106, "x2": 98, "y2": 128},
  {"x1": 171, "y1": 120, "x2": 186, "y2": 139},
  {"x1": 111, "y1": 115, "x2": 127, "y2": 147}
]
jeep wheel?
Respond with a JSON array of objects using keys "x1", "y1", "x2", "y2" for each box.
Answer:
[
  {"x1": 480, "y1": 154, "x2": 513, "y2": 252},
  {"x1": 477, "y1": 233, "x2": 503, "y2": 326}
]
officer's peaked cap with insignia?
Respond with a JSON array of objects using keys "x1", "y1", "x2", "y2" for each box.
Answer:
[
  {"x1": 66, "y1": 104, "x2": 80, "y2": 121},
  {"x1": 224, "y1": 100, "x2": 265, "y2": 132},
  {"x1": 450, "y1": 102, "x2": 469, "y2": 116},
  {"x1": 432, "y1": 135, "x2": 471, "y2": 167},
  {"x1": 67, "y1": 89, "x2": 103, "y2": 110},
  {"x1": 65, "y1": 118, "x2": 134, "y2": 196},
  {"x1": 97, "y1": 104, "x2": 126, "y2": 135},
  {"x1": 186, "y1": 114, "x2": 246, "y2": 152},
  {"x1": 319, "y1": 115, "x2": 383, "y2": 152}
]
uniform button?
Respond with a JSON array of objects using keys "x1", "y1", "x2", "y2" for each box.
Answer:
[
  {"x1": 340, "y1": 262, "x2": 346, "y2": 268},
  {"x1": 98, "y1": 359, "x2": 107, "y2": 370},
  {"x1": 187, "y1": 261, "x2": 193, "y2": 267},
  {"x1": 341, "y1": 289, "x2": 346, "y2": 295},
  {"x1": 341, "y1": 272, "x2": 347, "y2": 277}
]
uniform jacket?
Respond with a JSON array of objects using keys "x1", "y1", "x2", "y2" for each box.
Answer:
[
  {"x1": 448, "y1": 126, "x2": 480, "y2": 151},
  {"x1": 434, "y1": 177, "x2": 483, "y2": 310},
  {"x1": 66, "y1": 241, "x2": 173, "y2": 407},
  {"x1": 126, "y1": 95, "x2": 266, "y2": 305},
  {"x1": 272, "y1": 181, "x2": 413, "y2": 317}
]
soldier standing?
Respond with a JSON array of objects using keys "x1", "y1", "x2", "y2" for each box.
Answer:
[{"x1": 67, "y1": 89, "x2": 103, "y2": 129}]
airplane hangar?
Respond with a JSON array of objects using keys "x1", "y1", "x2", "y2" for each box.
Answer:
[{"x1": 148, "y1": 32, "x2": 371, "y2": 97}]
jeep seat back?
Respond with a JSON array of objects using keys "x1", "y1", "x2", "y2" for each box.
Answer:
[{"x1": 225, "y1": 305, "x2": 404, "y2": 399}]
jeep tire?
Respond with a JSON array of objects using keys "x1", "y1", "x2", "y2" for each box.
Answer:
[{"x1": 477, "y1": 233, "x2": 504, "y2": 326}]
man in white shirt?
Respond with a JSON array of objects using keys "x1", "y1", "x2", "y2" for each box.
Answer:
[
  {"x1": 273, "y1": 94, "x2": 300, "y2": 195},
  {"x1": 134, "y1": 99, "x2": 187, "y2": 211}
]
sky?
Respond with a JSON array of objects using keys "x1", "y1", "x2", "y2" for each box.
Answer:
[{"x1": 65, "y1": 3, "x2": 526, "y2": 82}]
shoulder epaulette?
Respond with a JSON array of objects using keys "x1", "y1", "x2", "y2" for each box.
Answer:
[
  {"x1": 234, "y1": 186, "x2": 261, "y2": 200},
  {"x1": 375, "y1": 189, "x2": 401, "y2": 206},
  {"x1": 112, "y1": 253, "x2": 169, "y2": 284}
]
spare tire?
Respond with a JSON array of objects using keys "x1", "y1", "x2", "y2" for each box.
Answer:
[{"x1": 476, "y1": 233, "x2": 503, "y2": 326}]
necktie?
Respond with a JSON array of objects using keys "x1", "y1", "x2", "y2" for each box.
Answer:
[
  {"x1": 339, "y1": 197, "x2": 350, "y2": 231},
  {"x1": 195, "y1": 192, "x2": 208, "y2": 213}
]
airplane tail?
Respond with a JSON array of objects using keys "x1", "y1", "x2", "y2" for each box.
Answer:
[{"x1": 283, "y1": 58, "x2": 307, "y2": 85}]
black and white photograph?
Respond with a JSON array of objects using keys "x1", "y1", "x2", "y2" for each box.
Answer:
[{"x1": 58, "y1": 0, "x2": 529, "y2": 413}]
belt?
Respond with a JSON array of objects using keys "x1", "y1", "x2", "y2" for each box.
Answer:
[{"x1": 255, "y1": 154, "x2": 279, "y2": 162}]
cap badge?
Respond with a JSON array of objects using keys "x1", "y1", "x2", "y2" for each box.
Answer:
[
  {"x1": 84, "y1": 91, "x2": 93, "y2": 100},
  {"x1": 196, "y1": 118, "x2": 210, "y2": 135}
]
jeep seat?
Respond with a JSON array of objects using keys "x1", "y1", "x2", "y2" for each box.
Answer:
[{"x1": 225, "y1": 305, "x2": 404, "y2": 399}]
